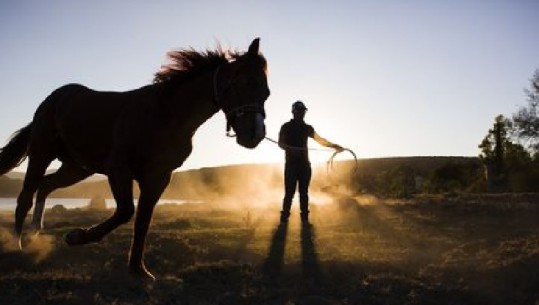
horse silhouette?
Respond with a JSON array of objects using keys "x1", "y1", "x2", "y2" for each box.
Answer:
[{"x1": 0, "y1": 38, "x2": 270, "y2": 280}]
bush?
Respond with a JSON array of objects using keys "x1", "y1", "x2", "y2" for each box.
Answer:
[
  {"x1": 86, "y1": 196, "x2": 107, "y2": 210},
  {"x1": 50, "y1": 204, "x2": 67, "y2": 215},
  {"x1": 374, "y1": 166, "x2": 416, "y2": 198},
  {"x1": 423, "y1": 161, "x2": 483, "y2": 193}
]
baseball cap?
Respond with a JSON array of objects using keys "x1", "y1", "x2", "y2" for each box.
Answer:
[{"x1": 292, "y1": 100, "x2": 307, "y2": 111}]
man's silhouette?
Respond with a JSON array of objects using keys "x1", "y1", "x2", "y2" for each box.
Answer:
[{"x1": 278, "y1": 101, "x2": 343, "y2": 224}]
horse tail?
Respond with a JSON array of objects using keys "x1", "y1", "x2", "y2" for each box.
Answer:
[{"x1": 0, "y1": 123, "x2": 32, "y2": 176}]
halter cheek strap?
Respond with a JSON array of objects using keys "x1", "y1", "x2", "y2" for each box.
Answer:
[{"x1": 212, "y1": 64, "x2": 265, "y2": 137}]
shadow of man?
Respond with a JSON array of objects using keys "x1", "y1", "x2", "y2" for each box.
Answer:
[
  {"x1": 301, "y1": 223, "x2": 320, "y2": 282},
  {"x1": 262, "y1": 223, "x2": 288, "y2": 279}
]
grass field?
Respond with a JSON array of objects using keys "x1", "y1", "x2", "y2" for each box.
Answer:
[{"x1": 0, "y1": 193, "x2": 538, "y2": 305}]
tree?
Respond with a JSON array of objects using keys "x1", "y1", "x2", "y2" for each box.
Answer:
[
  {"x1": 512, "y1": 69, "x2": 539, "y2": 153},
  {"x1": 479, "y1": 114, "x2": 510, "y2": 170},
  {"x1": 479, "y1": 115, "x2": 510, "y2": 192},
  {"x1": 479, "y1": 115, "x2": 536, "y2": 192}
]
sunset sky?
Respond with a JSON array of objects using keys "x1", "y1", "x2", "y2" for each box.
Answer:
[{"x1": 0, "y1": 0, "x2": 538, "y2": 171}]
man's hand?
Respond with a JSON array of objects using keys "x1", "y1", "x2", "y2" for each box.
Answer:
[{"x1": 331, "y1": 144, "x2": 344, "y2": 152}]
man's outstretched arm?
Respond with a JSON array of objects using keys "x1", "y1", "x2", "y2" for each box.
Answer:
[{"x1": 312, "y1": 132, "x2": 344, "y2": 152}]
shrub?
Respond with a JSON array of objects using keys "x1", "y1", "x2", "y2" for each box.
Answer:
[
  {"x1": 86, "y1": 196, "x2": 107, "y2": 210},
  {"x1": 50, "y1": 204, "x2": 67, "y2": 214}
]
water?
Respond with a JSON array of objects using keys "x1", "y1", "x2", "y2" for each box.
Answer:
[{"x1": 0, "y1": 198, "x2": 192, "y2": 211}]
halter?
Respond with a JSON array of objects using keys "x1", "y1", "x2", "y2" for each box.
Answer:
[{"x1": 212, "y1": 64, "x2": 266, "y2": 137}]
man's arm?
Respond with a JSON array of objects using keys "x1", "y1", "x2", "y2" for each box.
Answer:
[
  {"x1": 278, "y1": 126, "x2": 287, "y2": 150},
  {"x1": 312, "y1": 131, "x2": 344, "y2": 152}
]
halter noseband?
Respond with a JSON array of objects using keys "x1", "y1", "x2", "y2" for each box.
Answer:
[{"x1": 212, "y1": 64, "x2": 266, "y2": 137}]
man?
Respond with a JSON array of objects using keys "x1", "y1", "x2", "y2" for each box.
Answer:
[{"x1": 278, "y1": 100, "x2": 343, "y2": 224}]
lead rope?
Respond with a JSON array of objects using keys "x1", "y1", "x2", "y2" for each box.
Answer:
[
  {"x1": 263, "y1": 136, "x2": 359, "y2": 175},
  {"x1": 213, "y1": 68, "x2": 358, "y2": 173}
]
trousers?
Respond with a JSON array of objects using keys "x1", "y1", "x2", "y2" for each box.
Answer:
[{"x1": 282, "y1": 161, "x2": 312, "y2": 214}]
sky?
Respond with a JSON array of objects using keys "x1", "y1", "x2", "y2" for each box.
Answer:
[{"x1": 0, "y1": 0, "x2": 538, "y2": 172}]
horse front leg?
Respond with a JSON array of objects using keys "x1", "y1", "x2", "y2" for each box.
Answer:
[{"x1": 128, "y1": 173, "x2": 171, "y2": 280}]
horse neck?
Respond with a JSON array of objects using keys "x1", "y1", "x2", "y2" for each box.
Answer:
[{"x1": 159, "y1": 72, "x2": 220, "y2": 135}]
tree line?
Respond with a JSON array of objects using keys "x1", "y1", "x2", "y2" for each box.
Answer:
[
  {"x1": 480, "y1": 69, "x2": 539, "y2": 192},
  {"x1": 343, "y1": 69, "x2": 539, "y2": 197}
]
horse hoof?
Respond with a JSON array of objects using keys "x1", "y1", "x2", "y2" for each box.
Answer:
[
  {"x1": 29, "y1": 226, "x2": 42, "y2": 236},
  {"x1": 129, "y1": 265, "x2": 156, "y2": 281},
  {"x1": 65, "y1": 228, "x2": 87, "y2": 246},
  {"x1": 13, "y1": 235, "x2": 22, "y2": 251}
]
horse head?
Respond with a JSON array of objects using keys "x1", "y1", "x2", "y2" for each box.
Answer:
[{"x1": 215, "y1": 38, "x2": 270, "y2": 149}]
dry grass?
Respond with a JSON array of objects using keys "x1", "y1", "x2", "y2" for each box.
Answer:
[{"x1": 0, "y1": 194, "x2": 538, "y2": 305}]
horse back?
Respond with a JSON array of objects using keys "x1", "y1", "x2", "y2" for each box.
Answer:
[
  {"x1": 33, "y1": 83, "x2": 195, "y2": 177},
  {"x1": 36, "y1": 84, "x2": 149, "y2": 174}
]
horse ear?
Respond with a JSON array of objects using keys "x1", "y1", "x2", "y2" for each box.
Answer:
[{"x1": 248, "y1": 38, "x2": 260, "y2": 55}]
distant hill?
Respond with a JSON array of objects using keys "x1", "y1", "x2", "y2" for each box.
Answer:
[
  {"x1": 0, "y1": 175, "x2": 22, "y2": 197},
  {"x1": 5, "y1": 171, "x2": 107, "y2": 182},
  {"x1": 0, "y1": 156, "x2": 481, "y2": 199},
  {"x1": 346, "y1": 156, "x2": 481, "y2": 176}
]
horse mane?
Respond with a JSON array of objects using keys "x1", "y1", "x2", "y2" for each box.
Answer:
[{"x1": 153, "y1": 47, "x2": 239, "y2": 85}]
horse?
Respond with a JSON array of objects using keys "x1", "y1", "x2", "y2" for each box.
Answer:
[{"x1": 0, "y1": 38, "x2": 270, "y2": 280}]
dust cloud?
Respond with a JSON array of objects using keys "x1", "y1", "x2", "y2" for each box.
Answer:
[
  {"x1": 23, "y1": 233, "x2": 56, "y2": 263},
  {"x1": 0, "y1": 227, "x2": 18, "y2": 252},
  {"x1": 0, "y1": 227, "x2": 56, "y2": 263},
  {"x1": 165, "y1": 162, "x2": 359, "y2": 211}
]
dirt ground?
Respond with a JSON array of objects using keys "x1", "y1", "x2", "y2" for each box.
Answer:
[{"x1": 0, "y1": 193, "x2": 538, "y2": 305}]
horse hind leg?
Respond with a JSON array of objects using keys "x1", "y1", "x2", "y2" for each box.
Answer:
[
  {"x1": 65, "y1": 169, "x2": 134, "y2": 246},
  {"x1": 31, "y1": 164, "x2": 92, "y2": 233},
  {"x1": 15, "y1": 155, "x2": 55, "y2": 249},
  {"x1": 15, "y1": 92, "x2": 63, "y2": 247}
]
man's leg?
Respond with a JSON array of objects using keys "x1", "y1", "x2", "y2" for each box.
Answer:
[
  {"x1": 281, "y1": 162, "x2": 298, "y2": 223},
  {"x1": 298, "y1": 163, "x2": 312, "y2": 223}
]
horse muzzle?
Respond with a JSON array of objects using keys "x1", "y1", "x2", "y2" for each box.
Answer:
[{"x1": 235, "y1": 112, "x2": 266, "y2": 149}]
